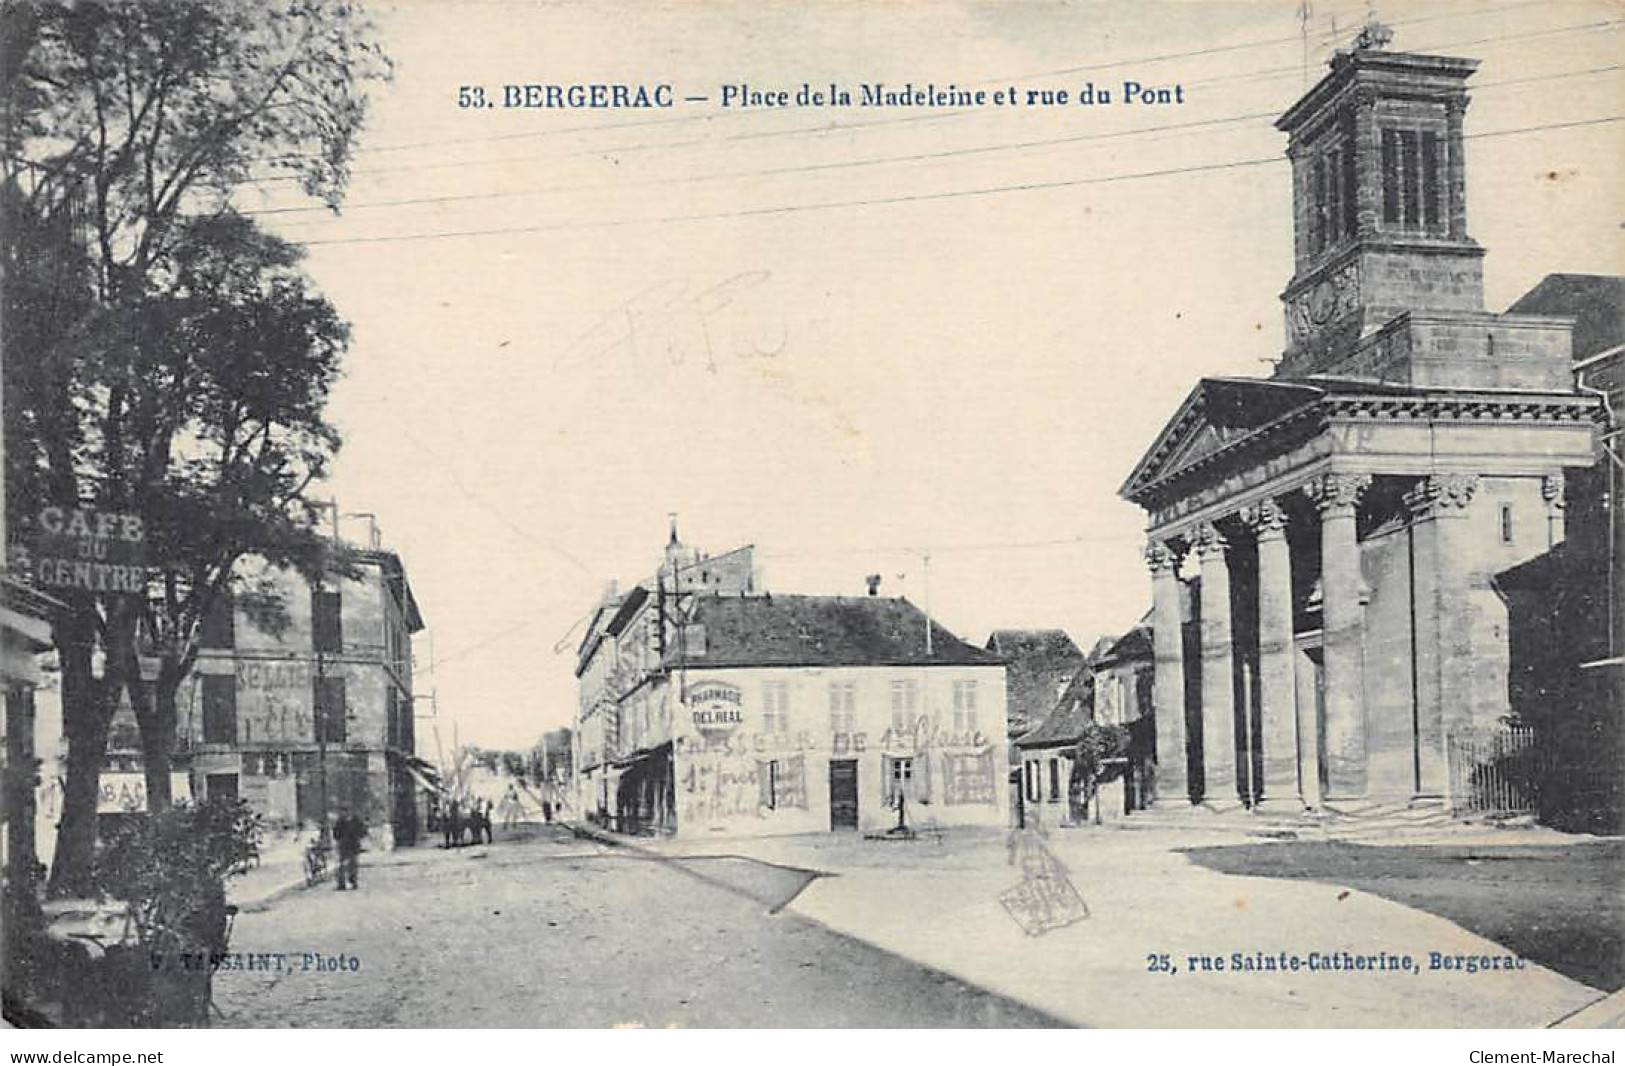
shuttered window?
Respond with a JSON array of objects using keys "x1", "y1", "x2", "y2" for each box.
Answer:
[
  {"x1": 202, "y1": 674, "x2": 236, "y2": 745},
  {"x1": 315, "y1": 675, "x2": 347, "y2": 743}
]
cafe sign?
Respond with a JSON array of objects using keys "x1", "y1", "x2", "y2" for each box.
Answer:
[
  {"x1": 687, "y1": 680, "x2": 744, "y2": 738},
  {"x1": 27, "y1": 506, "x2": 149, "y2": 594}
]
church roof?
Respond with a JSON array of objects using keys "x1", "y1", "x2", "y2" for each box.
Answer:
[
  {"x1": 1119, "y1": 376, "x2": 1324, "y2": 503},
  {"x1": 1120, "y1": 374, "x2": 1597, "y2": 507}
]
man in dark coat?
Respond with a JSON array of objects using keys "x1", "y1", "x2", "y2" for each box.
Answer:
[{"x1": 333, "y1": 808, "x2": 366, "y2": 890}]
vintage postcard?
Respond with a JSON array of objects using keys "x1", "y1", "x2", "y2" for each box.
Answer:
[{"x1": 1, "y1": 0, "x2": 1621, "y2": 1040}]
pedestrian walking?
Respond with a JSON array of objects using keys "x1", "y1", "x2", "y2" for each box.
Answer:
[
  {"x1": 447, "y1": 798, "x2": 463, "y2": 848},
  {"x1": 333, "y1": 808, "x2": 366, "y2": 891},
  {"x1": 483, "y1": 800, "x2": 496, "y2": 843},
  {"x1": 501, "y1": 784, "x2": 520, "y2": 831}
]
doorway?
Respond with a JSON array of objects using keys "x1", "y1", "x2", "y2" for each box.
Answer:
[
  {"x1": 205, "y1": 772, "x2": 239, "y2": 804},
  {"x1": 828, "y1": 759, "x2": 858, "y2": 829}
]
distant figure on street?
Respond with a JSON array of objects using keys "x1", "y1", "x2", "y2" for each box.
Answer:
[
  {"x1": 484, "y1": 800, "x2": 496, "y2": 843},
  {"x1": 501, "y1": 784, "x2": 520, "y2": 830},
  {"x1": 542, "y1": 797, "x2": 553, "y2": 824},
  {"x1": 333, "y1": 808, "x2": 366, "y2": 890},
  {"x1": 446, "y1": 798, "x2": 462, "y2": 848}
]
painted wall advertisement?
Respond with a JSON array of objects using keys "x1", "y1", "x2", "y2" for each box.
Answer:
[{"x1": 96, "y1": 772, "x2": 194, "y2": 814}]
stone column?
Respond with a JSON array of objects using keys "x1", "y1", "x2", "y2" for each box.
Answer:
[
  {"x1": 1543, "y1": 473, "x2": 1567, "y2": 548},
  {"x1": 1146, "y1": 540, "x2": 1189, "y2": 805},
  {"x1": 1242, "y1": 498, "x2": 1299, "y2": 807},
  {"x1": 1306, "y1": 473, "x2": 1371, "y2": 800},
  {"x1": 1292, "y1": 637, "x2": 1323, "y2": 809},
  {"x1": 1351, "y1": 88, "x2": 1381, "y2": 239},
  {"x1": 1287, "y1": 144, "x2": 1310, "y2": 271},
  {"x1": 1445, "y1": 97, "x2": 1470, "y2": 239},
  {"x1": 1194, "y1": 522, "x2": 1237, "y2": 808},
  {"x1": 1405, "y1": 473, "x2": 1478, "y2": 795}
]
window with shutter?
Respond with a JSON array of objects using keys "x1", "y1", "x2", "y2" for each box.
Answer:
[
  {"x1": 312, "y1": 588, "x2": 343, "y2": 654},
  {"x1": 890, "y1": 679, "x2": 919, "y2": 735},
  {"x1": 202, "y1": 675, "x2": 236, "y2": 744},
  {"x1": 201, "y1": 591, "x2": 235, "y2": 649},
  {"x1": 315, "y1": 675, "x2": 347, "y2": 743}
]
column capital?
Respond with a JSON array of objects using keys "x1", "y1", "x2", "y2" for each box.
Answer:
[
  {"x1": 1144, "y1": 540, "x2": 1182, "y2": 576},
  {"x1": 1240, "y1": 497, "x2": 1290, "y2": 540},
  {"x1": 1542, "y1": 472, "x2": 1566, "y2": 509},
  {"x1": 1304, "y1": 473, "x2": 1372, "y2": 518},
  {"x1": 1404, "y1": 473, "x2": 1479, "y2": 518},
  {"x1": 1193, "y1": 521, "x2": 1228, "y2": 560}
]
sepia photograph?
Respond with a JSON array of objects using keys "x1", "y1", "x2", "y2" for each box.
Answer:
[{"x1": 1, "y1": 0, "x2": 1622, "y2": 1043}]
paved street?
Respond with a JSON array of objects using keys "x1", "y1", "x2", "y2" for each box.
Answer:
[{"x1": 213, "y1": 825, "x2": 1062, "y2": 1027}]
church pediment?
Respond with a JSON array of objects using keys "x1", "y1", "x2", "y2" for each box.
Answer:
[{"x1": 1119, "y1": 377, "x2": 1323, "y2": 503}]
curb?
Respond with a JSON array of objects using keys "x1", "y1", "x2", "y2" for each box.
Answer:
[
  {"x1": 559, "y1": 821, "x2": 827, "y2": 912},
  {"x1": 231, "y1": 872, "x2": 316, "y2": 913},
  {"x1": 1548, "y1": 987, "x2": 1625, "y2": 1029}
]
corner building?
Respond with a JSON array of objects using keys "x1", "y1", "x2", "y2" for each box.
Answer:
[
  {"x1": 573, "y1": 531, "x2": 1008, "y2": 837},
  {"x1": 176, "y1": 548, "x2": 426, "y2": 845},
  {"x1": 1120, "y1": 44, "x2": 1599, "y2": 809}
]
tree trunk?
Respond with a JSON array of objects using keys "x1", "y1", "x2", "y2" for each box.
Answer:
[
  {"x1": 47, "y1": 634, "x2": 113, "y2": 898},
  {"x1": 132, "y1": 664, "x2": 179, "y2": 812}
]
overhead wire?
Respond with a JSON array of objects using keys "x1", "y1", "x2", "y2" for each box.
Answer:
[
  {"x1": 280, "y1": 113, "x2": 1625, "y2": 248},
  {"x1": 246, "y1": 62, "x2": 1622, "y2": 223}
]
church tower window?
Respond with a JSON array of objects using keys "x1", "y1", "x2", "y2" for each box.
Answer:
[{"x1": 1380, "y1": 126, "x2": 1447, "y2": 233}]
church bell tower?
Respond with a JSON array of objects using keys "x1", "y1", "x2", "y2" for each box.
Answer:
[{"x1": 1274, "y1": 27, "x2": 1485, "y2": 378}]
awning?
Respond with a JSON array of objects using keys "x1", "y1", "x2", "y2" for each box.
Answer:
[
  {"x1": 611, "y1": 741, "x2": 671, "y2": 770},
  {"x1": 389, "y1": 749, "x2": 446, "y2": 794}
]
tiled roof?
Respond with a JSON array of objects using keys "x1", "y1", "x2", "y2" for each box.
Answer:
[
  {"x1": 1506, "y1": 273, "x2": 1625, "y2": 361},
  {"x1": 1099, "y1": 623, "x2": 1153, "y2": 667},
  {"x1": 671, "y1": 594, "x2": 1001, "y2": 668},
  {"x1": 985, "y1": 629, "x2": 1082, "y2": 662},
  {"x1": 985, "y1": 628, "x2": 1085, "y2": 729},
  {"x1": 1016, "y1": 678, "x2": 1093, "y2": 749}
]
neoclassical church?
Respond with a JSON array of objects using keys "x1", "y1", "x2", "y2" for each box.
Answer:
[{"x1": 1119, "y1": 38, "x2": 1602, "y2": 812}]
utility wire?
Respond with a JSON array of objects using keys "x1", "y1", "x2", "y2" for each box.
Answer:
[
  {"x1": 237, "y1": 17, "x2": 1622, "y2": 209},
  {"x1": 263, "y1": 0, "x2": 1551, "y2": 163},
  {"x1": 229, "y1": 0, "x2": 1565, "y2": 185},
  {"x1": 248, "y1": 63, "x2": 1622, "y2": 222},
  {"x1": 286, "y1": 113, "x2": 1625, "y2": 248}
]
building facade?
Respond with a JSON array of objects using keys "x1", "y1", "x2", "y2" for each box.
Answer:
[
  {"x1": 575, "y1": 533, "x2": 1009, "y2": 838},
  {"x1": 1119, "y1": 42, "x2": 1600, "y2": 812},
  {"x1": 1498, "y1": 274, "x2": 1624, "y2": 830},
  {"x1": 173, "y1": 548, "x2": 426, "y2": 845}
]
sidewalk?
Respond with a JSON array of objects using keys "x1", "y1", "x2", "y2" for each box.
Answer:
[
  {"x1": 226, "y1": 832, "x2": 452, "y2": 911},
  {"x1": 226, "y1": 833, "x2": 320, "y2": 912},
  {"x1": 568, "y1": 820, "x2": 1608, "y2": 1028}
]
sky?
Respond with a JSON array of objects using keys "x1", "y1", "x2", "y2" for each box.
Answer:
[{"x1": 243, "y1": 0, "x2": 1624, "y2": 751}]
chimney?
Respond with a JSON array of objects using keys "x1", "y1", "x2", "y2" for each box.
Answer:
[{"x1": 865, "y1": 574, "x2": 882, "y2": 597}]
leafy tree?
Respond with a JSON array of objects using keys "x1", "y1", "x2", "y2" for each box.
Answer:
[
  {"x1": 1, "y1": 0, "x2": 389, "y2": 894},
  {"x1": 92, "y1": 798, "x2": 262, "y2": 1025},
  {"x1": 1069, "y1": 722, "x2": 1131, "y2": 824}
]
